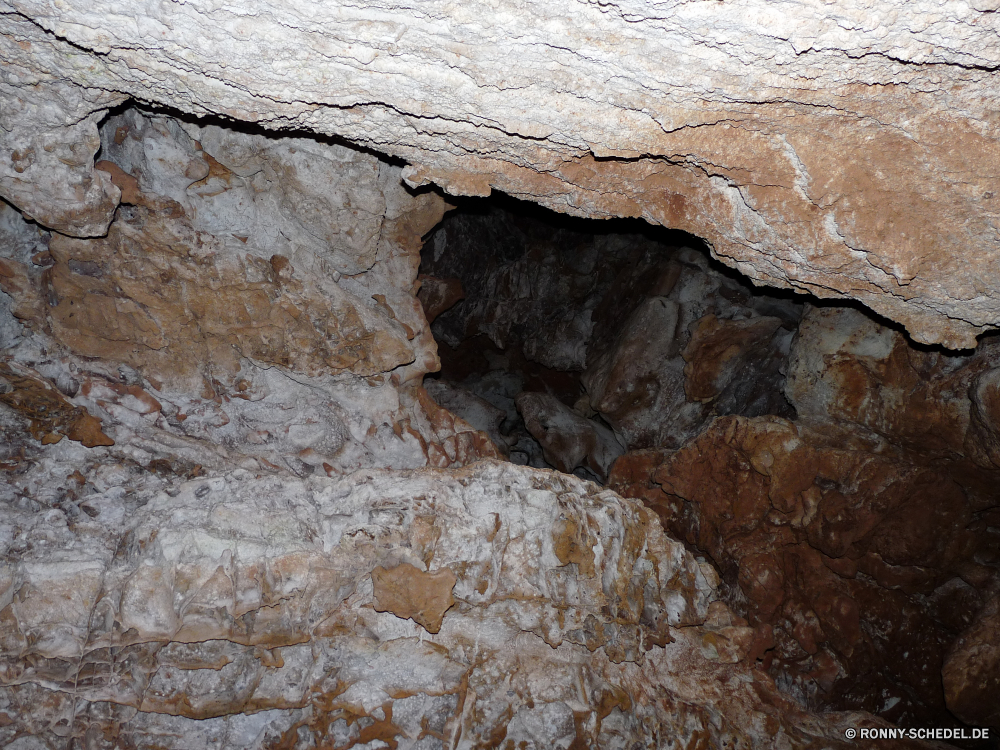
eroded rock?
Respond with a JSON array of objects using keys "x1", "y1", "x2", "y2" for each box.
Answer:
[
  {"x1": 0, "y1": 107, "x2": 497, "y2": 475},
  {"x1": 0, "y1": 70, "x2": 122, "y2": 237},
  {"x1": 0, "y1": 459, "x2": 875, "y2": 748},
  {"x1": 943, "y1": 594, "x2": 1000, "y2": 730},
  {"x1": 5, "y1": 1, "x2": 1000, "y2": 345},
  {"x1": 610, "y1": 415, "x2": 997, "y2": 732},
  {"x1": 515, "y1": 391, "x2": 623, "y2": 481}
]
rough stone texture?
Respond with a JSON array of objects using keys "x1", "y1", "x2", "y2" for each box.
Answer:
[
  {"x1": 0, "y1": 108, "x2": 500, "y2": 476},
  {"x1": 515, "y1": 391, "x2": 623, "y2": 481},
  {"x1": 424, "y1": 378, "x2": 507, "y2": 456},
  {"x1": 583, "y1": 246, "x2": 799, "y2": 449},
  {"x1": 422, "y1": 202, "x2": 801, "y2": 454},
  {"x1": 943, "y1": 593, "x2": 1000, "y2": 730},
  {"x1": 2, "y1": 4, "x2": 999, "y2": 744},
  {"x1": 417, "y1": 275, "x2": 464, "y2": 326},
  {"x1": 0, "y1": 459, "x2": 922, "y2": 749},
  {"x1": 0, "y1": 62, "x2": 123, "y2": 237},
  {"x1": 4, "y1": 0, "x2": 1000, "y2": 347},
  {"x1": 610, "y1": 413, "x2": 999, "y2": 733},
  {"x1": 786, "y1": 305, "x2": 1000, "y2": 459}
]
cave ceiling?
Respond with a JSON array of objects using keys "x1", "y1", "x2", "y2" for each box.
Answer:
[{"x1": 3, "y1": 0, "x2": 1000, "y2": 348}]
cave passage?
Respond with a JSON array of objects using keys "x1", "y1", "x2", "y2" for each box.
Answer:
[
  {"x1": 0, "y1": 101, "x2": 996, "y2": 749},
  {"x1": 416, "y1": 194, "x2": 1000, "y2": 749},
  {"x1": 417, "y1": 193, "x2": 801, "y2": 483}
]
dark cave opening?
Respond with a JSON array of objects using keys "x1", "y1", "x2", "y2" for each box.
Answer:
[
  {"x1": 1, "y1": 97, "x2": 996, "y2": 747},
  {"x1": 417, "y1": 192, "x2": 802, "y2": 482},
  {"x1": 416, "y1": 193, "x2": 1000, "y2": 749}
]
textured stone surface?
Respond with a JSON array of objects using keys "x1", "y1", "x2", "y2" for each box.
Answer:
[
  {"x1": 583, "y1": 246, "x2": 799, "y2": 449},
  {"x1": 0, "y1": 459, "x2": 919, "y2": 749},
  {"x1": 0, "y1": 64, "x2": 122, "y2": 236},
  {"x1": 3, "y1": 4, "x2": 999, "y2": 744},
  {"x1": 423, "y1": 202, "x2": 800, "y2": 456},
  {"x1": 943, "y1": 594, "x2": 1000, "y2": 730},
  {"x1": 786, "y1": 305, "x2": 1000, "y2": 458},
  {"x1": 4, "y1": 0, "x2": 1000, "y2": 346},
  {"x1": 515, "y1": 391, "x2": 623, "y2": 481},
  {"x1": 0, "y1": 107, "x2": 499, "y2": 476},
  {"x1": 609, "y1": 415, "x2": 998, "y2": 733}
]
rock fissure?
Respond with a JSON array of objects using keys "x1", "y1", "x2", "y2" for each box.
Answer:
[{"x1": 2, "y1": 4, "x2": 1000, "y2": 747}]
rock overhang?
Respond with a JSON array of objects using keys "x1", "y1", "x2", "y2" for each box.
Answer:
[{"x1": 2, "y1": 0, "x2": 999, "y2": 348}]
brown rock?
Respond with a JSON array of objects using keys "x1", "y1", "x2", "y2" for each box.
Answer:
[
  {"x1": 42, "y1": 210, "x2": 414, "y2": 389},
  {"x1": 943, "y1": 594, "x2": 1000, "y2": 729},
  {"x1": 609, "y1": 415, "x2": 996, "y2": 730},
  {"x1": 515, "y1": 391, "x2": 623, "y2": 480},
  {"x1": 0, "y1": 363, "x2": 113, "y2": 448},
  {"x1": 683, "y1": 313, "x2": 784, "y2": 403},
  {"x1": 583, "y1": 247, "x2": 798, "y2": 450},
  {"x1": 371, "y1": 562, "x2": 457, "y2": 634},
  {"x1": 416, "y1": 274, "x2": 464, "y2": 324},
  {"x1": 94, "y1": 159, "x2": 142, "y2": 205},
  {"x1": 786, "y1": 306, "x2": 998, "y2": 457}
]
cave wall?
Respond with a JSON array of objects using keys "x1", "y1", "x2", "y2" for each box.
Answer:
[
  {"x1": 1, "y1": 107, "x2": 500, "y2": 480},
  {"x1": 417, "y1": 200, "x2": 1000, "y2": 738},
  {"x1": 0, "y1": 105, "x2": 925, "y2": 748},
  {"x1": 3, "y1": 0, "x2": 1000, "y2": 348},
  {"x1": 1, "y1": 2, "x2": 999, "y2": 747}
]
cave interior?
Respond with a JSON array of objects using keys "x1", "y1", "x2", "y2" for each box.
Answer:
[{"x1": 0, "y1": 99, "x2": 997, "y2": 749}]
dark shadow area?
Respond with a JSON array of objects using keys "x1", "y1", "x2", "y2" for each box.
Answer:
[
  {"x1": 418, "y1": 191, "x2": 802, "y2": 482},
  {"x1": 416, "y1": 190, "x2": 1000, "y2": 750}
]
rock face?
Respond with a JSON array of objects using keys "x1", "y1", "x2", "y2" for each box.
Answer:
[
  {"x1": 4, "y1": 0, "x2": 1000, "y2": 347},
  {"x1": 943, "y1": 594, "x2": 1000, "y2": 730},
  {"x1": 421, "y1": 201, "x2": 799, "y2": 460},
  {"x1": 610, "y1": 305, "x2": 1000, "y2": 735},
  {"x1": 612, "y1": 417, "x2": 992, "y2": 729},
  {"x1": 0, "y1": 460, "x2": 908, "y2": 749},
  {"x1": 419, "y1": 203, "x2": 999, "y2": 738},
  {"x1": 515, "y1": 391, "x2": 623, "y2": 481},
  {"x1": 2, "y1": 3, "x2": 1000, "y2": 746},
  {"x1": 1, "y1": 108, "x2": 500, "y2": 478}
]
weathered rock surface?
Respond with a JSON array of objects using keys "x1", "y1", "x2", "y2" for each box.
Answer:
[
  {"x1": 515, "y1": 391, "x2": 624, "y2": 481},
  {"x1": 610, "y1": 415, "x2": 998, "y2": 733},
  {"x1": 424, "y1": 378, "x2": 507, "y2": 456},
  {"x1": 1, "y1": 108, "x2": 499, "y2": 476},
  {"x1": 786, "y1": 306, "x2": 1000, "y2": 459},
  {"x1": 583, "y1": 246, "x2": 799, "y2": 449},
  {"x1": 0, "y1": 64, "x2": 123, "y2": 237},
  {"x1": 4, "y1": 0, "x2": 1000, "y2": 346},
  {"x1": 2, "y1": 4, "x2": 999, "y2": 744},
  {"x1": 943, "y1": 593, "x2": 1000, "y2": 730},
  {"x1": 422, "y1": 202, "x2": 801, "y2": 456},
  {"x1": 0, "y1": 460, "x2": 921, "y2": 749}
]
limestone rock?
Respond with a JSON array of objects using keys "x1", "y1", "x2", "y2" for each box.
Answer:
[
  {"x1": 0, "y1": 63, "x2": 122, "y2": 237},
  {"x1": 786, "y1": 305, "x2": 1000, "y2": 457},
  {"x1": 943, "y1": 593, "x2": 1000, "y2": 730},
  {"x1": 515, "y1": 391, "x2": 623, "y2": 481},
  {"x1": 5, "y1": 1, "x2": 1000, "y2": 346},
  {"x1": 0, "y1": 107, "x2": 497, "y2": 475},
  {"x1": 0, "y1": 459, "x2": 858, "y2": 749},
  {"x1": 583, "y1": 247, "x2": 798, "y2": 449},
  {"x1": 371, "y1": 562, "x2": 457, "y2": 634},
  {"x1": 416, "y1": 275, "x2": 464, "y2": 325},
  {"x1": 609, "y1": 416, "x2": 996, "y2": 730},
  {"x1": 424, "y1": 378, "x2": 507, "y2": 455}
]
